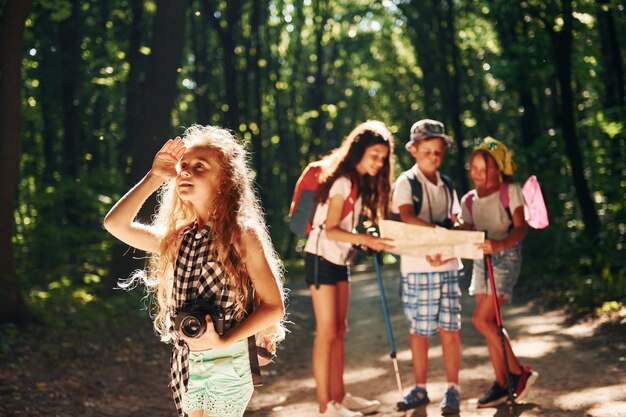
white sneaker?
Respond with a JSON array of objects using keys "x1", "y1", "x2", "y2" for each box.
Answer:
[
  {"x1": 318, "y1": 400, "x2": 364, "y2": 417},
  {"x1": 341, "y1": 393, "x2": 381, "y2": 414}
]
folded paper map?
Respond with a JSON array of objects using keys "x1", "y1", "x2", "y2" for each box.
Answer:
[{"x1": 379, "y1": 220, "x2": 485, "y2": 259}]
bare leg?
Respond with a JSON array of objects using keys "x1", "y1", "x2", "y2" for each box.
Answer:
[
  {"x1": 440, "y1": 329, "x2": 460, "y2": 384},
  {"x1": 473, "y1": 294, "x2": 522, "y2": 386},
  {"x1": 311, "y1": 284, "x2": 340, "y2": 413},
  {"x1": 409, "y1": 333, "x2": 429, "y2": 385},
  {"x1": 329, "y1": 281, "x2": 350, "y2": 403}
]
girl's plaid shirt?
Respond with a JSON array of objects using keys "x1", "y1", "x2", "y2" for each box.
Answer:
[{"x1": 169, "y1": 222, "x2": 242, "y2": 417}]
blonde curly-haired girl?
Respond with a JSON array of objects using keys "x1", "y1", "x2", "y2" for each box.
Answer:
[{"x1": 104, "y1": 125, "x2": 286, "y2": 417}]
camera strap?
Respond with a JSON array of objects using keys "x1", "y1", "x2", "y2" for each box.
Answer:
[
  {"x1": 246, "y1": 294, "x2": 263, "y2": 387},
  {"x1": 248, "y1": 334, "x2": 263, "y2": 386}
]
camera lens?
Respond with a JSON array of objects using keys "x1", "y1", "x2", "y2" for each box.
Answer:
[{"x1": 181, "y1": 316, "x2": 204, "y2": 338}]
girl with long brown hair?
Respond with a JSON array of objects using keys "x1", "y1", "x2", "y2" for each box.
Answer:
[{"x1": 303, "y1": 120, "x2": 395, "y2": 417}]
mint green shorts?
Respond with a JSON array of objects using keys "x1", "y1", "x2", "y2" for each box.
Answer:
[{"x1": 182, "y1": 339, "x2": 254, "y2": 417}]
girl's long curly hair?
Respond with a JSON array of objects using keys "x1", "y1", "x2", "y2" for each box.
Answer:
[
  {"x1": 125, "y1": 125, "x2": 285, "y2": 350},
  {"x1": 316, "y1": 120, "x2": 395, "y2": 220}
]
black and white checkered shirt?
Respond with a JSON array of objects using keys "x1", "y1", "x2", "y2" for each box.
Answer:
[{"x1": 169, "y1": 222, "x2": 242, "y2": 417}]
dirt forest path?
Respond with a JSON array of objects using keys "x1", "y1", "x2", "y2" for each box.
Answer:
[
  {"x1": 1, "y1": 266, "x2": 625, "y2": 417},
  {"x1": 248, "y1": 266, "x2": 626, "y2": 417}
]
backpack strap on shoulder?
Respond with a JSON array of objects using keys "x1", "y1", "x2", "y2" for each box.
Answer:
[
  {"x1": 440, "y1": 174, "x2": 455, "y2": 217},
  {"x1": 404, "y1": 169, "x2": 423, "y2": 215},
  {"x1": 462, "y1": 190, "x2": 477, "y2": 231},
  {"x1": 246, "y1": 294, "x2": 263, "y2": 387},
  {"x1": 499, "y1": 182, "x2": 513, "y2": 223},
  {"x1": 340, "y1": 174, "x2": 359, "y2": 220},
  {"x1": 463, "y1": 190, "x2": 477, "y2": 216}
]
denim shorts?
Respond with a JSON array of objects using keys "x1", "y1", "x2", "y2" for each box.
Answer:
[
  {"x1": 304, "y1": 252, "x2": 350, "y2": 286},
  {"x1": 469, "y1": 246, "x2": 522, "y2": 302},
  {"x1": 182, "y1": 339, "x2": 253, "y2": 417},
  {"x1": 401, "y1": 270, "x2": 462, "y2": 336}
]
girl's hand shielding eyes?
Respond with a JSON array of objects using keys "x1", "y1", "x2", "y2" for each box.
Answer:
[{"x1": 151, "y1": 137, "x2": 186, "y2": 180}]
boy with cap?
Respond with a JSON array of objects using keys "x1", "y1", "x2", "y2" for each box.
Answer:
[{"x1": 391, "y1": 119, "x2": 462, "y2": 414}]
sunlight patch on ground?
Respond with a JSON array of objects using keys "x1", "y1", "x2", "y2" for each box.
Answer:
[
  {"x1": 510, "y1": 335, "x2": 568, "y2": 358},
  {"x1": 343, "y1": 366, "x2": 388, "y2": 382},
  {"x1": 461, "y1": 345, "x2": 491, "y2": 357},
  {"x1": 391, "y1": 347, "x2": 412, "y2": 361},
  {"x1": 555, "y1": 384, "x2": 626, "y2": 414},
  {"x1": 459, "y1": 361, "x2": 496, "y2": 381},
  {"x1": 560, "y1": 320, "x2": 600, "y2": 338},
  {"x1": 508, "y1": 318, "x2": 562, "y2": 335},
  {"x1": 586, "y1": 402, "x2": 626, "y2": 417}
]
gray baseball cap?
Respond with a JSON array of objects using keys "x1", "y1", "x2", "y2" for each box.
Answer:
[{"x1": 405, "y1": 119, "x2": 454, "y2": 150}]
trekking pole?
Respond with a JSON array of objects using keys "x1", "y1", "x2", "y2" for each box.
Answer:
[
  {"x1": 373, "y1": 251, "x2": 404, "y2": 399},
  {"x1": 484, "y1": 252, "x2": 518, "y2": 413}
]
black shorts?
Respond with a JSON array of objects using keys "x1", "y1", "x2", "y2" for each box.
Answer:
[{"x1": 304, "y1": 252, "x2": 350, "y2": 286}]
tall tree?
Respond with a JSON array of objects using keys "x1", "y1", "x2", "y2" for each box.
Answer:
[
  {"x1": 528, "y1": 0, "x2": 601, "y2": 237},
  {"x1": 205, "y1": 0, "x2": 243, "y2": 131},
  {"x1": 108, "y1": 0, "x2": 188, "y2": 288},
  {"x1": 58, "y1": 0, "x2": 82, "y2": 178},
  {"x1": 595, "y1": 0, "x2": 624, "y2": 168},
  {"x1": 129, "y1": 0, "x2": 188, "y2": 183},
  {"x1": 489, "y1": 1, "x2": 542, "y2": 150},
  {"x1": 595, "y1": 0, "x2": 625, "y2": 111},
  {"x1": 0, "y1": 0, "x2": 34, "y2": 323}
]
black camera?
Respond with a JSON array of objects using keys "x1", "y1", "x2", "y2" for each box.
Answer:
[
  {"x1": 174, "y1": 299, "x2": 225, "y2": 338},
  {"x1": 434, "y1": 218, "x2": 454, "y2": 229}
]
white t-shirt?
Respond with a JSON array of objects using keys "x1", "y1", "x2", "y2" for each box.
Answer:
[
  {"x1": 304, "y1": 176, "x2": 362, "y2": 266},
  {"x1": 391, "y1": 165, "x2": 461, "y2": 275},
  {"x1": 460, "y1": 183, "x2": 524, "y2": 241}
]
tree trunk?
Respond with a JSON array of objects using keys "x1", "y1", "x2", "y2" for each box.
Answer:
[
  {"x1": 403, "y1": 1, "x2": 441, "y2": 115},
  {"x1": 0, "y1": 0, "x2": 34, "y2": 323},
  {"x1": 190, "y1": 0, "x2": 212, "y2": 124},
  {"x1": 250, "y1": 0, "x2": 264, "y2": 184},
  {"x1": 58, "y1": 0, "x2": 83, "y2": 178},
  {"x1": 489, "y1": 1, "x2": 542, "y2": 151},
  {"x1": 309, "y1": 0, "x2": 330, "y2": 156},
  {"x1": 552, "y1": 0, "x2": 600, "y2": 238},
  {"x1": 596, "y1": 0, "x2": 625, "y2": 111},
  {"x1": 129, "y1": 0, "x2": 187, "y2": 184},
  {"x1": 108, "y1": 0, "x2": 188, "y2": 292},
  {"x1": 595, "y1": 0, "x2": 624, "y2": 168},
  {"x1": 123, "y1": 0, "x2": 145, "y2": 172},
  {"x1": 206, "y1": 0, "x2": 242, "y2": 131},
  {"x1": 442, "y1": 0, "x2": 467, "y2": 191}
]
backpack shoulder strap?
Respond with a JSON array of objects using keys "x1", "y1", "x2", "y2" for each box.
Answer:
[
  {"x1": 404, "y1": 169, "x2": 423, "y2": 215},
  {"x1": 499, "y1": 182, "x2": 513, "y2": 222},
  {"x1": 340, "y1": 174, "x2": 359, "y2": 220},
  {"x1": 463, "y1": 189, "x2": 477, "y2": 217},
  {"x1": 440, "y1": 173, "x2": 455, "y2": 216}
]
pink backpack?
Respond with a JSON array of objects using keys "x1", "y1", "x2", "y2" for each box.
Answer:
[{"x1": 465, "y1": 175, "x2": 549, "y2": 229}]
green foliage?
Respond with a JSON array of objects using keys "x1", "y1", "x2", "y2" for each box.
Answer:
[{"x1": 6, "y1": 0, "x2": 626, "y2": 321}]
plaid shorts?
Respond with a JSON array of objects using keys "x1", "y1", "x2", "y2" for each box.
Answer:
[{"x1": 401, "y1": 270, "x2": 462, "y2": 336}]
